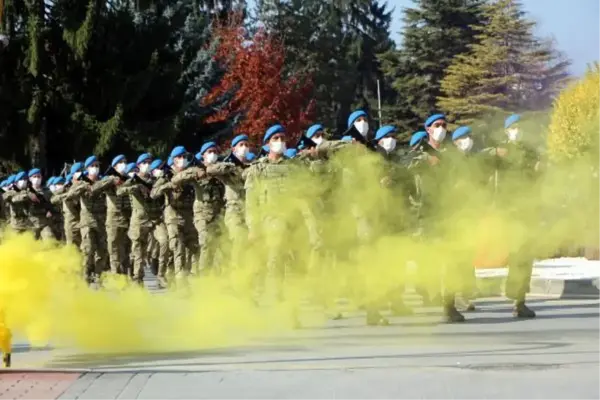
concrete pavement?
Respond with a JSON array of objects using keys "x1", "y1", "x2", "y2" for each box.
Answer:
[{"x1": 4, "y1": 296, "x2": 599, "y2": 399}]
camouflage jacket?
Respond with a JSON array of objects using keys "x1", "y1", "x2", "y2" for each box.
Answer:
[
  {"x1": 151, "y1": 167, "x2": 204, "y2": 225},
  {"x1": 101, "y1": 176, "x2": 131, "y2": 228},
  {"x1": 53, "y1": 186, "x2": 80, "y2": 231},
  {"x1": 24, "y1": 187, "x2": 54, "y2": 228},
  {"x1": 2, "y1": 190, "x2": 31, "y2": 230},
  {"x1": 65, "y1": 178, "x2": 109, "y2": 229},
  {"x1": 117, "y1": 176, "x2": 162, "y2": 229},
  {"x1": 206, "y1": 162, "x2": 244, "y2": 219}
]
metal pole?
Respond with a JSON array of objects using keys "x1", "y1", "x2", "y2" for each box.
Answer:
[{"x1": 377, "y1": 79, "x2": 382, "y2": 128}]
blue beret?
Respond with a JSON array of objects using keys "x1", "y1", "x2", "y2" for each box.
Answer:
[
  {"x1": 149, "y1": 159, "x2": 163, "y2": 172},
  {"x1": 15, "y1": 171, "x2": 26, "y2": 181},
  {"x1": 374, "y1": 125, "x2": 397, "y2": 141},
  {"x1": 136, "y1": 153, "x2": 152, "y2": 165},
  {"x1": 28, "y1": 168, "x2": 41, "y2": 177},
  {"x1": 70, "y1": 162, "x2": 83, "y2": 174},
  {"x1": 347, "y1": 110, "x2": 367, "y2": 128},
  {"x1": 194, "y1": 152, "x2": 202, "y2": 161},
  {"x1": 125, "y1": 162, "x2": 137, "y2": 175},
  {"x1": 306, "y1": 124, "x2": 324, "y2": 138},
  {"x1": 231, "y1": 134, "x2": 249, "y2": 147},
  {"x1": 410, "y1": 131, "x2": 428, "y2": 147},
  {"x1": 424, "y1": 114, "x2": 446, "y2": 128},
  {"x1": 170, "y1": 146, "x2": 187, "y2": 158},
  {"x1": 452, "y1": 126, "x2": 472, "y2": 141},
  {"x1": 262, "y1": 144, "x2": 270, "y2": 153},
  {"x1": 46, "y1": 177, "x2": 56, "y2": 187},
  {"x1": 505, "y1": 114, "x2": 521, "y2": 129},
  {"x1": 111, "y1": 155, "x2": 126, "y2": 167},
  {"x1": 6, "y1": 175, "x2": 15, "y2": 185},
  {"x1": 264, "y1": 124, "x2": 285, "y2": 144},
  {"x1": 341, "y1": 135, "x2": 353, "y2": 142},
  {"x1": 54, "y1": 177, "x2": 65, "y2": 185},
  {"x1": 65, "y1": 173, "x2": 73, "y2": 183},
  {"x1": 84, "y1": 155, "x2": 98, "y2": 169},
  {"x1": 200, "y1": 141, "x2": 217, "y2": 155},
  {"x1": 0, "y1": 180, "x2": 5, "y2": 187},
  {"x1": 246, "y1": 152, "x2": 256, "y2": 161},
  {"x1": 285, "y1": 148, "x2": 297, "y2": 158},
  {"x1": 167, "y1": 156, "x2": 174, "y2": 167}
]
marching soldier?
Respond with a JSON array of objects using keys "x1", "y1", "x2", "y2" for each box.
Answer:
[
  {"x1": 23, "y1": 168, "x2": 56, "y2": 241},
  {"x1": 3, "y1": 171, "x2": 32, "y2": 234}
]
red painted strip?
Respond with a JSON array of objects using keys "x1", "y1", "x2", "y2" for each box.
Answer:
[{"x1": 0, "y1": 372, "x2": 81, "y2": 399}]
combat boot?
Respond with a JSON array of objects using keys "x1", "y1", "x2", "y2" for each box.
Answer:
[
  {"x1": 513, "y1": 301, "x2": 536, "y2": 318},
  {"x1": 443, "y1": 295, "x2": 465, "y2": 323},
  {"x1": 366, "y1": 309, "x2": 389, "y2": 326},
  {"x1": 2, "y1": 353, "x2": 10, "y2": 368},
  {"x1": 150, "y1": 258, "x2": 159, "y2": 276}
]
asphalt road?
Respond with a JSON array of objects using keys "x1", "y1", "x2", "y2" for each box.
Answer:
[{"x1": 7, "y1": 296, "x2": 599, "y2": 399}]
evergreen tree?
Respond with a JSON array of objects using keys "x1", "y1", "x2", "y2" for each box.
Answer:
[
  {"x1": 380, "y1": 0, "x2": 486, "y2": 130},
  {"x1": 254, "y1": 0, "x2": 394, "y2": 134},
  {"x1": 437, "y1": 0, "x2": 570, "y2": 124}
]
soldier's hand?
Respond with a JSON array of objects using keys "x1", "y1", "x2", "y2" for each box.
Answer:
[
  {"x1": 46, "y1": 211, "x2": 53, "y2": 218},
  {"x1": 427, "y1": 155, "x2": 440, "y2": 166},
  {"x1": 196, "y1": 168, "x2": 206, "y2": 180},
  {"x1": 140, "y1": 185, "x2": 150, "y2": 197},
  {"x1": 496, "y1": 147, "x2": 508, "y2": 157},
  {"x1": 28, "y1": 193, "x2": 40, "y2": 203}
]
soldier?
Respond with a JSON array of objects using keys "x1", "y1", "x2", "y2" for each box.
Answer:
[
  {"x1": 117, "y1": 154, "x2": 166, "y2": 286},
  {"x1": 99, "y1": 154, "x2": 131, "y2": 276},
  {"x1": 64, "y1": 156, "x2": 110, "y2": 284},
  {"x1": 192, "y1": 142, "x2": 226, "y2": 275},
  {"x1": 23, "y1": 168, "x2": 57, "y2": 241},
  {"x1": 3, "y1": 171, "x2": 32, "y2": 234},
  {"x1": 151, "y1": 146, "x2": 204, "y2": 285},
  {"x1": 496, "y1": 114, "x2": 538, "y2": 318},
  {"x1": 148, "y1": 159, "x2": 171, "y2": 284},
  {"x1": 53, "y1": 163, "x2": 84, "y2": 248},
  {"x1": 424, "y1": 113, "x2": 448, "y2": 153},
  {"x1": 49, "y1": 176, "x2": 66, "y2": 241}
]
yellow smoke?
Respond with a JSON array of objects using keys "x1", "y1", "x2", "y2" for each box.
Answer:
[{"x1": 0, "y1": 126, "x2": 597, "y2": 356}]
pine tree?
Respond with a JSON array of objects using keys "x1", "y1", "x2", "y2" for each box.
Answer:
[
  {"x1": 380, "y1": 0, "x2": 486, "y2": 130},
  {"x1": 437, "y1": 0, "x2": 570, "y2": 124}
]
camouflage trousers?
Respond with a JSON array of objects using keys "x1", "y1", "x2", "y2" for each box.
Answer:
[
  {"x1": 107, "y1": 224, "x2": 130, "y2": 275},
  {"x1": 194, "y1": 213, "x2": 223, "y2": 275},
  {"x1": 166, "y1": 218, "x2": 198, "y2": 281},
  {"x1": 129, "y1": 222, "x2": 169, "y2": 283},
  {"x1": 64, "y1": 221, "x2": 81, "y2": 248},
  {"x1": 33, "y1": 225, "x2": 56, "y2": 241},
  {"x1": 80, "y1": 225, "x2": 109, "y2": 281},
  {"x1": 224, "y1": 210, "x2": 246, "y2": 270}
]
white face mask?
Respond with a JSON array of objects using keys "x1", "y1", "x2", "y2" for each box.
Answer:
[
  {"x1": 49, "y1": 184, "x2": 56, "y2": 193},
  {"x1": 431, "y1": 127, "x2": 446, "y2": 142},
  {"x1": 380, "y1": 137, "x2": 396, "y2": 153},
  {"x1": 73, "y1": 172, "x2": 82, "y2": 180},
  {"x1": 353, "y1": 120, "x2": 369, "y2": 137},
  {"x1": 270, "y1": 141, "x2": 286, "y2": 154},
  {"x1": 128, "y1": 172, "x2": 135, "y2": 178},
  {"x1": 312, "y1": 137, "x2": 324, "y2": 146},
  {"x1": 456, "y1": 137, "x2": 473, "y2": 152},
  {"x1": 88, "y1": 167, "x2": 99, "y2": 177},
  {"x1": 30, "y1": 177, "x2": 41, "y2": 188},
  {"x1": 152, "y1": 169, "x2": 164, "y2": 179},
  {"x1": 234, "y1": 146, "x2": 248, "y2": 159},
  {"x1": 204, "y1": 152, "x2": 218, "y2": 164},
  {"x1": 55, "y1": 184, "x2": 64, "y2": 192},
  {"x1": 139, "y1": 163, "x2": 150, "y2": 174},
  {"x1": 16, "y1": 180, "x2": 27, "y2": 190},
  {"x1": 507, "y1": 128, "x2": 520, "y2": 142},
  {"x1": 115, "y1": 162, "x2": 127, "y2": 174},
  {"x1": 174, "y1": 158, "x2": 187, "y2": 169}
]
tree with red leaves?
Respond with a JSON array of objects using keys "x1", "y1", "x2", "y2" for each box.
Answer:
[{"x1": 204, "y1": 16, "x2": 315, "y2": 146}]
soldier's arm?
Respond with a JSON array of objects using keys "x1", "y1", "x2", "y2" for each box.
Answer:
[
  {"x1": 243, "y1": 165, "x2": 262, "y2": 235},
  {"x1": 150, "y1": 178, "x2": 174, "y2": 199},
  {"x1": 170, "y1": 167, "x2": 205, "y2": 187},
  {"x1": 50, "y1": 191, "x2": 67, "y2": 205},
  {"x1": 11, "y1": 191, "x2": 29, "y2": 204},
  {"x1": 316, "y1": 140, "x2": 350, "y2": 157},
  {"x1": 116, "y1": 179, "x2": 139, "y2": 196},
  {"x1": 90, "y1": 176, "x2": 119, "y2": 194},
  {"x1": 64, "y1": 182, "x2": 89, "y2": 201}
]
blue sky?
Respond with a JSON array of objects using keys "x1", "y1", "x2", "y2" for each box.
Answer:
[{"x1": 390, "y1": 0, "x2": 600, "y2": 76}]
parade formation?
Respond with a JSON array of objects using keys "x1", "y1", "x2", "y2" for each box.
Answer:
[{"x1": 0, "y1": 109, "x2": 582, "y2": 368}]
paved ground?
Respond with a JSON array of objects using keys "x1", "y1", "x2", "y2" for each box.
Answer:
[{"x1": 4, "y1": 295, "x2": 599, "y2": 399}]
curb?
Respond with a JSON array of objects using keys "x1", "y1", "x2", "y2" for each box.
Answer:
[{"x1": 529, "y1": 278, "x2": 600, "y2": 299}]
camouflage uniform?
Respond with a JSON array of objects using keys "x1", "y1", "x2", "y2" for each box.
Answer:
[
  {"x1": 65, "y1": 179, "x2": 110, "y2": 282},
  {"x1": 52, "y1": 186, "x2": 81, "y2": 247},
  {"x1": 151, "y1": 167, "x2": 203, "y2": 282},
  {"x1": 118, "y1": 176, "x2": 169, "y2": 285},
  {"x1": 24, "y1": 186, "x2": 57, "y2": 241},
  {"x1": 206, "y1": 162, "x2": 246, "y2": 270},
  {"x1": 244, "y1": 156, "x2": 294, "y2": 299},
  {"x1": 102, "y1": 176, "x2": 131, "y2": 275},
  {"x1": 192, "y1": 167, "x2": 226, "y2": 274},
  {"x1": 2, "y1": 190, "x2": 31, "y2": 233}
]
